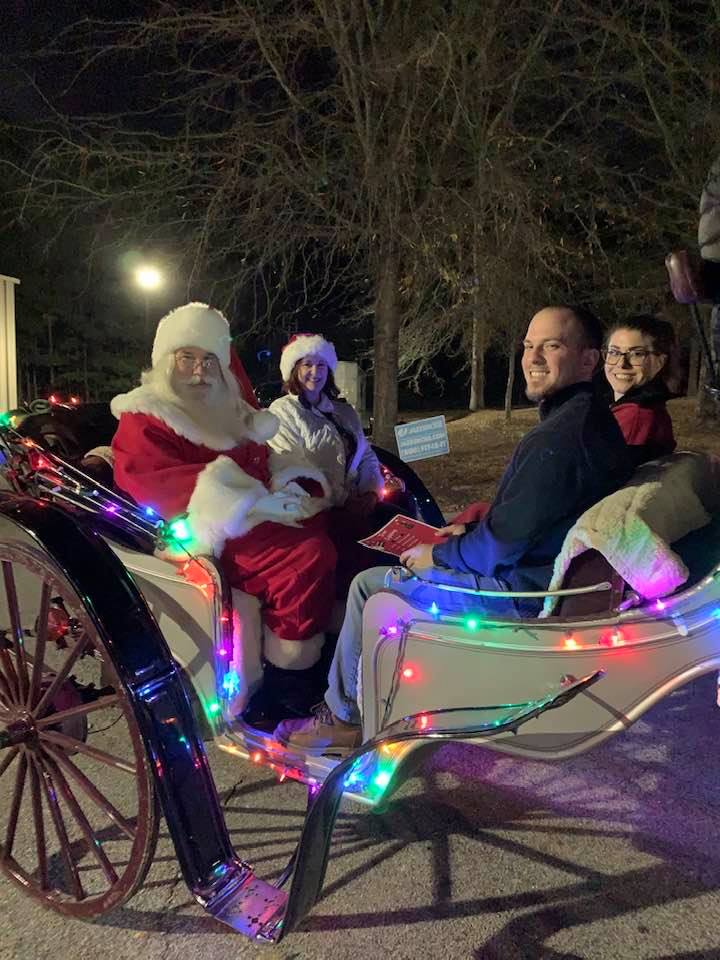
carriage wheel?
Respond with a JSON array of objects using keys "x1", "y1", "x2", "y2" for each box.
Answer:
[{"x1": 0, "y1": 542, "x2": 159, "y2": 917}]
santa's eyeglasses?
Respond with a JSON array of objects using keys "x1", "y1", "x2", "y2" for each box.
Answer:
[
  {"x1": 602, "y1": 347, "x2": 659, "y2": 366},
  {"x1": 174, "y1": 352, "x2": 220, "y2": 373}
]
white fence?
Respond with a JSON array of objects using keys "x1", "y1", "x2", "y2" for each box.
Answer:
[{"x1": 0, "y1": 275, "x2": 19, "y2": 412}]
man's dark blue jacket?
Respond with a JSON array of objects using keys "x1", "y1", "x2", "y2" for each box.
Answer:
[{"x1": 432, "y1": 381, "x2": 635, "y2": 615}]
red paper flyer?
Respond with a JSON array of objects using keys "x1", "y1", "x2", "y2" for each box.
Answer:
[{"x1": 358, "y1": 514, "x2": 446, "y2": 556}]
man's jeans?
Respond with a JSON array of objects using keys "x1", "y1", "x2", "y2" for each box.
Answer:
[{"x1": 325, "y1": 565, "x2": 519, "y2": 724}]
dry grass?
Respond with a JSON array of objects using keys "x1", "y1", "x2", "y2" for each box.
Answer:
[{"x1": 406, "y1": 397, "x2": 720, "y2": 517}]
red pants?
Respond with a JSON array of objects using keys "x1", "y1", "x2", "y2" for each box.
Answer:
[
  {"x1": 221, "y1": 514, "x2": 337, "y2": 642},
  {"x1": 326, "y1": 504, "x2": 402, "y2": 597}
]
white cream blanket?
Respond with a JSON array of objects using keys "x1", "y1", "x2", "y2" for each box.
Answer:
[{"x1": 541, "y1": 452, "x2": 720, "y2": 616}]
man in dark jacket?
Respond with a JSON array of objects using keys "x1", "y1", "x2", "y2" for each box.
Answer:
[{"x1": 276, "y1": 305, "x2": 636, "y2": 752}]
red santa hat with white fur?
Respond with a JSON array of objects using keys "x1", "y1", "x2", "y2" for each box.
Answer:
[
  {"x1": 145, "y1": 301, "x2": 277, "y2": 442},
  {"x1": 152, "y1": 302, "x2": 232, "y2": 369},
  {"x1": 280, "y1": 333, "x2": 338, "y2": 383}
]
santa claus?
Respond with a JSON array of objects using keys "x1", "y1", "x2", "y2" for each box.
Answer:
[{"x1": 110, "y1": 302, "x2": 336, "y2": 724}]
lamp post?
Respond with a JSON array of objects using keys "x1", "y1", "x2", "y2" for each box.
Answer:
[{"x1": 134, "y1": 265, "x2": 163, "y2": 334}]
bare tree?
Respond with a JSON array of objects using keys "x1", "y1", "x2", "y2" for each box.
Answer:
[{"x1": 4, "y1": 0, "x2": 720, "y2": 429}]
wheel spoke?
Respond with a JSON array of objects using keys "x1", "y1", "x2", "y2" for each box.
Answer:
[
  {"x1": 2, "y1": 561, "x2": 30, "y2": 702},
  {"x1": 0, "y1": 745, "x2": 19, "y2": 779},
  {"x1": 33, "y1": 633, "x2": 90, "y2": 720},
  {"x1": 40, "y1": 752, "x2": 119, "y2": 887},
  {"x1": 28, "y1": 756, "x2": 49, "y2": 890},
  {"x1": 41, "y1": 743, "x2": 136, "y2": 840},
  {"x1": 36, "y1": 754, "x2": 85, "y2": 900},
  {"x1": 0, "y1": 644, "x2": 19, "y2": 705},
  {"x1": 3, "y1": 752, "x2": 28, "y2": 860},
  {"x1": 39, "y1": 729, "x2": 137, "y2": 775},
  {"x1": 0, "y1": 644, "x2": 16, "y2": 707},
  {"x1": 35, "y1": 694, "x2": 121, "y2": 729},
  {"x1": 27, "y1": 581, "x2": 52, "y2": 710}
]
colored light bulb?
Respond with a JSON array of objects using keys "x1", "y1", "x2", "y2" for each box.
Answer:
[{"x1": 170, "y1": 518, "x2": 191, "y2": 541}]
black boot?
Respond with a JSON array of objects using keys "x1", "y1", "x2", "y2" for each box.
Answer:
[{"x1": 241, "y1": 659, "x2": 329, "y2": 732}]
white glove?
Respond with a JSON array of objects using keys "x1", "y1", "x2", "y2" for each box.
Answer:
[
  {"x1": 247, "y1": 491, "x2": 305, "y2": 526},
  {"x1": 281, "y1": 480, "x2": 310, "y2": 498}
]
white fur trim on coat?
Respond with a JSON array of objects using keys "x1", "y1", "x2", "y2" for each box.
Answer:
[
  {"x1": 280, "y1": 335, "x2": 338, "y2": 382},
  {"x1": 541, "y1": 452, "x2": 720, "y2": 615},
  {"x1": 111, "y1": 381, "x2": 278, "y2": 451},
  {"x1": 269, "y1": 457, "x2": 332, "y2": 499},
  {"x1": 152, "y1": 303, "x2": 232, "y2": 369},
  {"x1": 186, "y1": 456, "x2": 267, "y2": 557}
]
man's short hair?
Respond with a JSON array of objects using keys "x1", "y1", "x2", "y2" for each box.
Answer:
[{"x1": 556, "y1": 304, "x2": 604, "y2": 350}]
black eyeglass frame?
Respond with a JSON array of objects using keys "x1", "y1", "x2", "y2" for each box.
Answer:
[{"x1": 601, "y1": 347, "x2": 662, "y2": 367}]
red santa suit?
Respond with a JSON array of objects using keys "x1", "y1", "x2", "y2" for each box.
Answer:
[{"x1": 111, "y1": 304, "x2": 336, "y2": 648}]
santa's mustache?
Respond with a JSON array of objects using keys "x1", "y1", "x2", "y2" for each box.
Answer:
[{"x1": 186, "y1": 374, "x2": 211, "y2": 386}]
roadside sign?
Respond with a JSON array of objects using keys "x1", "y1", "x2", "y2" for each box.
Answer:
[{"x1": 394, "y1": 415, "x2": 449, "y2": 463}]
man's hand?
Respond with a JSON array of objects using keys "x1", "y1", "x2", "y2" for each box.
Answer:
[
  {"x1": 437, "y1": 523, "x2": 466, "y2": 537},
  {"x1": 399, "y1": 542, "x2": 436, "y2": 572}
]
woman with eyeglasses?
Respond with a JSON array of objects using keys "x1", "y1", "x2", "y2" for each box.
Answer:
[{"x1": 603, "y1": 315, "x2": 677, "y2": 461}]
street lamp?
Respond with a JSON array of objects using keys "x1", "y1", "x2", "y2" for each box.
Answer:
[
  {"x1": 134, "y1": 265, "x2": 163, "y2": 333},
  {"x1": 135, "y1": 265, "x2": 162, "y2": 291}
]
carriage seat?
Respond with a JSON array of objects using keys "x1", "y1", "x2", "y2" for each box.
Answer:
[{"x1": 544, "y1": 452, "x2": 720, "y2": 618}]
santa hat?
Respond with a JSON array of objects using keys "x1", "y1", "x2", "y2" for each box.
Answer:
[
  {"x1": 280, "y1": 333, "x2": 338, "y2": 383},
  {"x1": 152, "y1": 302, "x2": 277, "y2": 442},
  {"x1": 152, "y1": 302, "x2": 232, "y2": 370}
]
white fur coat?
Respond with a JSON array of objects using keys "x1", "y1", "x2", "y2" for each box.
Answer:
[{"x1": 541, "y1": 452, "x2": 720, "y2": 615}]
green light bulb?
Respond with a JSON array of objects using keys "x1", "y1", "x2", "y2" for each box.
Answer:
[
  {"x1": 170, "y1": 518, "x2": 191, "y2": 541},
  {"x1": 373, "y1": 770, "x2": 392, "y2": 789}
]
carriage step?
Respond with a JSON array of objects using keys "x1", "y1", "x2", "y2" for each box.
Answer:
[{"x1": 205, "y1": 869, "x2": 287, "y2": 942}]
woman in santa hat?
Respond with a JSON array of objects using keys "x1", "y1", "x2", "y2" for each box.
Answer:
[
  {"x1": 269, "y1": 334, "x2": 391, "y2": 594},
  {"x1": 111, "y1": 304, "x2": 336, "y2": 728}
]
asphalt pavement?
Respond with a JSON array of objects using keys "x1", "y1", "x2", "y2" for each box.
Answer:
[{"x1": 2, "y1": 674, "x2": 720, "y2": 960}]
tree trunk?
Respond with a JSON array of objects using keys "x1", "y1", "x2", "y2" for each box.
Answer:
[
  {"x1": 47, "y1": 314, "x2": 54, "y2": 389},
  {"x1": 469, "y1": 313, "x2": 486, "y2": 411},
  {"x1": 372, "y1": 250, "x2": 400, "y2": 450},
  {"x1": 687, "y1": 337, "x2": 699, "y2": 397},
  {"x1": 82, "y1": 340, "x2": 89, "y2": 401},
  {"x1": 504, "y1": 350, "x2": 516, "y2": 422}
]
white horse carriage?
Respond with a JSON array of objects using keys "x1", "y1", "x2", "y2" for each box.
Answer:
[{"x1": 1, "y1": 239, "x2": 720, "y2": 940}]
